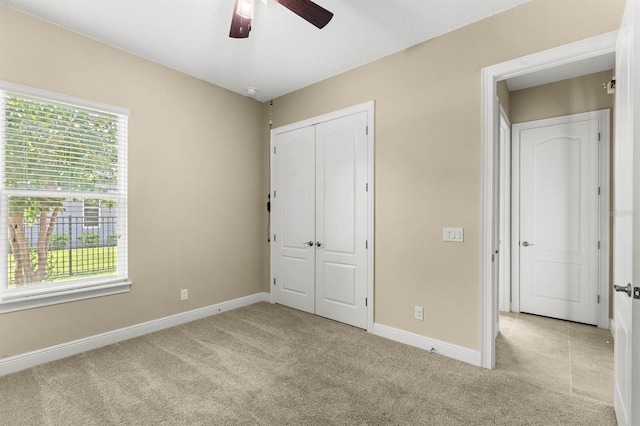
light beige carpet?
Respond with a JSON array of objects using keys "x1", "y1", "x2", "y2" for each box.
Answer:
[{"x1": 0, "y1": 302, "x2": 616, "y2": 425}]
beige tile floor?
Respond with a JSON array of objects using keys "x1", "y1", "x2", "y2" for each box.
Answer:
[{"x1": 496, "y1": 312, "x2": 614, "y2": 404}]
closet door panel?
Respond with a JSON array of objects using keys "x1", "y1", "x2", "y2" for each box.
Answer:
[
  {"x1": 271, "y1": 126, "x2": 316, "y2": 314},
  {"x1": 315, "y1": 112, "x2": 368, "y2": 328}
]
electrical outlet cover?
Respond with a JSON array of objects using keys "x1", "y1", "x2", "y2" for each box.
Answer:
[
  {"x1": 414, "y1": 305, "x2": 424, "y2": 321},
  {"x1": 443, "y1": 227, "x2": 464, "y2": 242}
]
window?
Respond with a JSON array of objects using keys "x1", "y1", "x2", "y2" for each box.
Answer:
[
  {"x1": 83, "y1": 199, "x2": 100, "y2": 228},
  {"x1": 0, "y1": 81, "x2": 130, "y2": 312}
]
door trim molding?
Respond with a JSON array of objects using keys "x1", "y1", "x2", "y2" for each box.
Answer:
[
  {"x1": 270, "y1": 101, "x2": 375, "y2": 332},
  {"x1": 499, "y1": 106, "x2": 512, "y2": 313},
  {"x1": 510, "y1": 109, "x2": 610, "y2": 328},
  {"x1": 480, "y1": 30, "x2": 618, "y2": 369}
]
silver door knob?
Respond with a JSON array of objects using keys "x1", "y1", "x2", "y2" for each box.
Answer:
[
  {"x1": 614, "y1": 283, "x2": 632, "y2": 297},
  {"x1": 303, "y1": 241, "x2": 314, "y2": 247},
  {"x1": 522, "y1": 241, "x2": 534, "y2": 247},
  {"x1": 316, "y1": 241, "x2": 322, "y2": 247}
]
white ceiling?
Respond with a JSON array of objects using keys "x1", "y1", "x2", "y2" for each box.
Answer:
[
  {"x1": 0, "y1": 0, "x2": 531, "y2": 102},
  {"x1": 505, "y1": 52, "x2": 616, "y2": 91}
]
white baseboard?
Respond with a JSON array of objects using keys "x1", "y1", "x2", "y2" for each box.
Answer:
[
  {"x1": 0, "y1": 292, "x2": 271, "y2": 377},
  {"x1": 373, "y1": 323, "x2": 481, "y2": 367}
]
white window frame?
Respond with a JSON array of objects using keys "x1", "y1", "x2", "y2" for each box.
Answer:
[{"x1": 0, "y1": 81, "x2": 131, "y2": 313}]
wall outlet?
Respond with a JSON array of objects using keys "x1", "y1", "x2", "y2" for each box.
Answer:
[
  {"x1": 414, "y1": 305, "x2": 424, "y2": 321},
  {"x1": 180, "y1": 289, "x2": 188, "y2": 301}
]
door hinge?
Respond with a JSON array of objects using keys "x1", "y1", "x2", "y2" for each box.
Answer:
[
  {"x1": 598, "y1": 187, "x2": 601, "y2": 195},
  {"x1": 366, "y1": 126, "x2": 368, "y2": 135},
  {"x1": 598, "y1": 241, "x2": 600, "y2": 249},
  {"x1": 597, "y1": 294, "x2": 600, "y2": 304},
  {"x1": 273, "y1": 190, "x2": 276, "y2": 198},
  {"x1": 598, "y1": 133, "x2": 601, "y2": 141},
  {"x1": 274, "y1": 234, "x2": 277, "y2": 242},
  {"x1": 366, "y1": 183, "x2": 369, "y2": 192},
  {"x1": 366, "y1": 240, "x2": 368, "y2": 249},
  {"x1": 273, "y1": 278, "x2": 276, "y2": 286},
  {"x1": 273, "y1": 146, "x2": 277, "y2": 154},
  {"x1": 365, "y1": 297, "x2": 368, "y2": 307}
]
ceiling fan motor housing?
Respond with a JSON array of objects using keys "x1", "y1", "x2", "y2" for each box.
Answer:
[{"x1": 229, "y1": 0, "x2": 333, "y2": 39}]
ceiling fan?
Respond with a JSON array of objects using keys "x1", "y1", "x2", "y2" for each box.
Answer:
[{"x1": 229, "y1": 0, "x2": 333, "y2": 38}]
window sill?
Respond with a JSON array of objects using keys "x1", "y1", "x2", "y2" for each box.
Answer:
[{"x1": 0, "y1": 280, "x2": 132, "y2": 314}]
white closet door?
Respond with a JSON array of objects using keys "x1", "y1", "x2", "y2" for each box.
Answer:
[
  {"x1": 315, "y1": 112, "x2": 368, "y2": 329},
  {"x1": 271, "y1": 126, "x2": 316, "y2": 314}
]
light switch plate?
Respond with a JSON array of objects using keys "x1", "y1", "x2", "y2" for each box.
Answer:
[{"x1": 443, "y1": 227, "x2": 464, "y2": 242}]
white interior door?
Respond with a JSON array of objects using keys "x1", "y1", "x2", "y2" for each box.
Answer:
[
  {"x1": 271, "y1": 126, "x2": 316, "y2": 314},
  {"x1": 613, "y1": 1, "x2": 639, "y2": 423},
  {"x1": 517, "y1": 115, "x2": 600, "y2": 325},
  {"x1": 315, "y1": 112, "x2": 368, "y2": 329}
]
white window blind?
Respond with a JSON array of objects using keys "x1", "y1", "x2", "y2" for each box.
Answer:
[{"x1": 0, "y1": 81, "x2": 130, "y2": 312}]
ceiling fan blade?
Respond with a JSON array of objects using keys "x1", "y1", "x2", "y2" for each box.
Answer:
[
  {"x1": 276, "y1": 0, "x2": 333, "y2": 29},
  {"x1": 229, "y1": 0, "x2": 252, "y2": 38}
]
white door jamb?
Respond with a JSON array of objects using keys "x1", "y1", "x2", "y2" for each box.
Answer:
[{"x1": 499, "y1": 106, "x2": 512, "y2": 313}]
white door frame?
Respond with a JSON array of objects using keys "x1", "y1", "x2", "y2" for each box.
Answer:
[
  {"x1": 498, "y1": 106, "x2": 511, "y2": 313},
  {"x1": 481, "y1": 31, "x2": 617, "y2": 369},
  {"x1": 270, "y1": 101, "x2": 375, "y2": 332},
  {"x1": 510, "y1": 110, "x2": 610, "y2": 325}
]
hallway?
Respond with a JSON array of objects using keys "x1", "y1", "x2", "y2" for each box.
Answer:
[{"x1": 496, "y1": 312, "x2": 614, "y2": 404}]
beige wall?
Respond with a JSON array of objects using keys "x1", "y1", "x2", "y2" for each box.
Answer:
[
  {"x1": 0, "y1": 6, "x2": 264, "y2": 358},
  {"x1": 266, "y1": 0, "x2": 624, "y2": 350},
  {"x1": 510, "y1": 70, "x2": 615, "y2": 123}
]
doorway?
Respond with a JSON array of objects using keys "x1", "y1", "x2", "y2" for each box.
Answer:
[
  {"x1": 270, "y1": 102, "x2": 375, "y2": 331},
  {"x1": 481, "y1": 30, "x2": 618, "y2": 369},
  {"x1": 495, "y1": 93, "x2": 612, "y2": 399}
]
